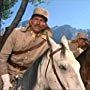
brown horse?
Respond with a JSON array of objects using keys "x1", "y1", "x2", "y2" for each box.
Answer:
[{"x1": 77, "y1": 45, "x2": 90, "y2": 90}]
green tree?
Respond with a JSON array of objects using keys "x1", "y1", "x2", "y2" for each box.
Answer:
[
  {"x1": 2, "y1": 0, "x2": 18, "y2": 20},
  {"x1": 0, "y1": 0, "x2": 18, "y2": 34}
]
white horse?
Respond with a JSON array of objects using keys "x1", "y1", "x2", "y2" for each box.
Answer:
[{"x1": 21, "y1": 36, "x2": 85, "y2": 90}]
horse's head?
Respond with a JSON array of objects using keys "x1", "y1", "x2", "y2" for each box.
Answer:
[
  {"x1": 47, "y1": 36, "x2": 80, "y2": 72},
  {"x1": 44, "y1": 36, "x2": 85, "y2": 90}
]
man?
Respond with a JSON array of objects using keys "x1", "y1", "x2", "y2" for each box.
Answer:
[
  {"x1": 69, "y1": 32, "x2": 89, "y2": 57},
  {"x1": 0, "y1": 7, "x2": 53, "y2": 90}
]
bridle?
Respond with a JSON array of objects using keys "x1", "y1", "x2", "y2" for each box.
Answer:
[
  {"x1": 45, "y1": 45, "x2": 66, "y2": 90},
  {"x1": 50, "y1": 48, "x2": 62, "y2": 57}
]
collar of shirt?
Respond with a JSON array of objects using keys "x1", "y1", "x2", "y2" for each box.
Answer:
[
  {"x1": 30, "y1": 30, "x2": 47, "y2": 40},
  {"x1": 78, "y1": 48, "x2": 84, "y2": 53},
  {"x1": 20, "y1": 26, "x2": 47, "y2": 40}
]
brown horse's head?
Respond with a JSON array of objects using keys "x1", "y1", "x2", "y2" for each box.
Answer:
[{"x1": 77, "y1": 45, "x2": 90, "y2": 88}]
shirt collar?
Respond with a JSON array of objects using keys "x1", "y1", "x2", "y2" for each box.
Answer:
[{"x1": 20, "y1": 25, "x2": 47, "y2": 40}]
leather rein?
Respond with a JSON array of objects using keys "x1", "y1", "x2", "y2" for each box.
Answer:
[{"x1": 45, "y1": 45, "x2": 66, "y2": 90}]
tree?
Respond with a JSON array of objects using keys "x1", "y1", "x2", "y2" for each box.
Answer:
[
  {"x1": 0, "y1": 0, "x2": 18, "y2": 30},
  {"x1": 0, "y1": 0, "x2": 3, "y2": 32},
  {"x1": 2, "y1": 0, "x2": 18, "y2": 20}
]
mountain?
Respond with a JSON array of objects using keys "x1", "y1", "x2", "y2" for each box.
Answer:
[
  {"x1": 52, "y1": 25, "x2": 89, "y2": 43},
  {"x1": 52, "y1": 25, "x2": 74, "y2": 43},
  {"x1": 18, "y1": 20, "x2": 28, "y2": 27}
]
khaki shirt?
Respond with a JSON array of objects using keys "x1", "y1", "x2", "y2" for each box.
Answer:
[
  {"x1": 0, "y1": 26, "x2": 53, "y2": 76},
  {"x1": 69, "y1": 40, "x2": 83, "y2": 57}
]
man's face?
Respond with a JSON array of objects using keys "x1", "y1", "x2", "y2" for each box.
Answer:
[
  {"x1": 78, "y1": 38, "x2": 87, "y2": 48},
  {"x1": 29, "y1": 16, "x2": 47, "y2": 33}
]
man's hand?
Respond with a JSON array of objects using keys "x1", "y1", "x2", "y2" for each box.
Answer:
[{"x1": 1, "y1": 74, "x2": 12, "y2": 90}]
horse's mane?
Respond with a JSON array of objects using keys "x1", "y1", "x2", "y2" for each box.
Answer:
[{"x1": 22, "y1": 49, "x2": 49, "y2": 90}]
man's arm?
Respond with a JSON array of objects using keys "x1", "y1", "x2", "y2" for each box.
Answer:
[{"x1": 0, "y1": 30, "x2": 15, "y2": 90}]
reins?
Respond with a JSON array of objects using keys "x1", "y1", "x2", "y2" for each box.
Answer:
[
  {"x1": 50, "y1": 48, "x2": 66, "y2": 90},
  {"x1": 45, "y1": 34, "x2": 66, "y2": 90},
  {"x1": 45, "y1": 48, "x2": 62, "y2": 77}
]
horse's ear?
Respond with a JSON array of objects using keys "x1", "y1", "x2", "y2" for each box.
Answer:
[
  {"x1": 46, "y1": 32, "x2": 58, "y2": 49},
  {"x1": 48, "y1": 37, "x2": 58, "y2": 50},
  {"x1": 61, "y1": 35, "x2": 70, "y2": 50}
]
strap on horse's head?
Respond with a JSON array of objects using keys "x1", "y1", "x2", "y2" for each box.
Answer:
[
  {"x1": 46, "y1": 32, "x2": 52, "y2": 47},
  {"x1": 46, "y1": 32, "x2": 53, "y2": 55}
]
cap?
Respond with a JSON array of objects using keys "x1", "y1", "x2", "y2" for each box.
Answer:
[
  {"x1": 32, "y1": 7, "x2": 49, "y2": 20},
  {"x1": 76, "y1": 32, "x2": 88, "y2": 39}
]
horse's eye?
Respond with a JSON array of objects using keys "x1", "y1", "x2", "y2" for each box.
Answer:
[{"x1": 59, "y1": 65, "x2": 67, "y2": 71}]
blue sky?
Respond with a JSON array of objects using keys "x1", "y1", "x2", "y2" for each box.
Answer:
[{"x1": 2, "y1": 0, "x2": 90, "y2": 30}]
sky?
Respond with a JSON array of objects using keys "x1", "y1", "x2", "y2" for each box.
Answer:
[{"x1": 2, "y1": 0, "x2": 90, "y2": 30}]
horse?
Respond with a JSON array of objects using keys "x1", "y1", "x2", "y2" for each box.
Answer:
[
  {"x1": 18, "y1": 36, "x2": 85, "y2": 90},
  {"x1": 77, "y1": 45, "x2": 90, "y2": 90}
]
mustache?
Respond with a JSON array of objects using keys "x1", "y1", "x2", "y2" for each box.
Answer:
[{"x1": 35, "y1": 25, "x2": 41, "y2": 28}]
